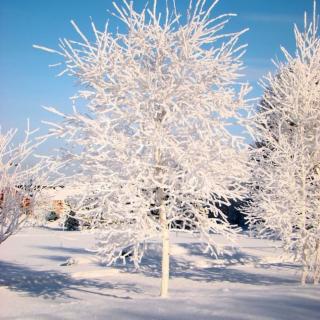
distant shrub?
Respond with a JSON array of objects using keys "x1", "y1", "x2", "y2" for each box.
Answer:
[
  {"x1": 64, "y1": 211, "x2": 79, "y2": 231},
  {"x1": 45, "y1": 211, "x2": 59, "y2": 221}
]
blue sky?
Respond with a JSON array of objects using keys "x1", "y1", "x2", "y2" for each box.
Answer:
[{"x1": 0, "y1": 0, "x2": 315, "y2": 151}]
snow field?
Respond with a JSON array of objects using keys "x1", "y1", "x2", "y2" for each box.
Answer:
[{"x1": 0, "y1": 225, "x2": 319, "y2": 319}]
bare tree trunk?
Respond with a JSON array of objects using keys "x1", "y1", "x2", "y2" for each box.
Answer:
[
  {"x1": 155, "y1": 185, "x2": 170, "y2": 297},
  {"x1": 314, "y1": 239, "x2": 320, "y2": 285},
  {"x1": 160, "y1": 202, "x2": 170, "y2": 297},
  {"x1": 154, "y1": 140, "x2": 170, "y2": 297},
  {"x1": 301, "y1": 266, "x2": 308, "y2": 285},
  {"x1": 300, "y1": 153, "x2": 308, "y2": 286},
  {"x1": 301, "y1": 242, "x2": 308, "y2": 285}
]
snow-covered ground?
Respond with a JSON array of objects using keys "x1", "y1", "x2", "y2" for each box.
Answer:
[{"x1": 0, "y1": 224, "x2": 319, "y2": 320}]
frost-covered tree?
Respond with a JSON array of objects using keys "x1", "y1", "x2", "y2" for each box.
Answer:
[
  {"x1": 35, "y1": 0, "x2": 250, "y2": 296},
  {"x1": 0, "y1": 124, "x2": 49, "y2": 243},
  {"x1": 246, "y1": 4, "x2": 320, "y2": 285}
]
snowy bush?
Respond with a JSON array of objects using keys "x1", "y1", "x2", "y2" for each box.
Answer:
[
  {"x1": 64, "y1": 211, "x2": 80, "y2": 231},
  {"x1": 45, "y1": 211, "x2": 59, "y2": 222},
  {"x1": 35, "y1": 0, "x2": 251, "y2": 296},
  {"x1": 0, "y1": 123, "x2": 51, "y2": 243},
  {"x1": 245, "y1": 3, "x2": 320, "y2": 285}
]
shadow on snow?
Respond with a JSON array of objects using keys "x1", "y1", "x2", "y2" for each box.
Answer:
[
  {"x1": 0, "y1": 261, "x2": 140, "y2": 300},
  {"x1": 1, "y1": 241, "x2": 300, "y2": 300},
  {"x1": 120, "y1": 243, "x2": 297, "y2": 286}
]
